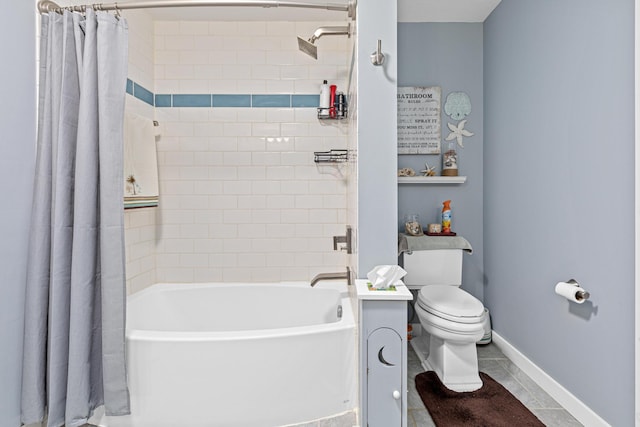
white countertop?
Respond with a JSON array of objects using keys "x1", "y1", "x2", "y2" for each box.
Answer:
[{"x1": 355, "y1": 279, "x2": 414, "y2": 301}]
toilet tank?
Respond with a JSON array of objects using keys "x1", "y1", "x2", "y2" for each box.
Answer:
[{"x1": 401, "y1": 249, "x2": 463, "y2": 289}]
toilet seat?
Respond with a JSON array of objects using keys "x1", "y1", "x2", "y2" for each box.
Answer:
[{"x1": 418, "y1": 285, "x2": 485, "y2": 324}]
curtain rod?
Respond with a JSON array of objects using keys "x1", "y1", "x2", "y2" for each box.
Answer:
[{"x1": 37, "y1": 0, "x2": 355, "y2": 16}]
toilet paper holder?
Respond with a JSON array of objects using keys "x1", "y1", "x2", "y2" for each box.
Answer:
[{"x1": 563, "y1": 279, "x2": 590, "y2": 301}]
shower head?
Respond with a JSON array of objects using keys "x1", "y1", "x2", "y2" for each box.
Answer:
[
  {"x1": 297, "y1": 23, "x2": 351, "y2": 60},
  {"x1": 297, "y1": 36, "x2": 319, "y2": 60}
]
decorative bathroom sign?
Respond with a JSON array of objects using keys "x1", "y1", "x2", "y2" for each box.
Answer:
[{"x1": 397, "y1": 86, "x2": 442, "y2": 154}]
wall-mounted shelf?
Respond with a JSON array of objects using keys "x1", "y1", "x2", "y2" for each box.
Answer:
[{"x1": 398, "y1": 176, "x2": 467, "y2": 184}]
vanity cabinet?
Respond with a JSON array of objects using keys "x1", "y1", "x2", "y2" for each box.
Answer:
[{"x1": 356, "y1": 280, "x2": 413, "y2": 427}]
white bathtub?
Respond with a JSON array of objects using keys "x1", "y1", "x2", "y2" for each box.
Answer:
[{"x1": 97, "y1": 282, "x2": 357, "y2": 427}]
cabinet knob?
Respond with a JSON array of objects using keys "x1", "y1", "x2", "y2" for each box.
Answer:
[{"x1": 392, "y1": 390, "x2": 401, "y2": 400}]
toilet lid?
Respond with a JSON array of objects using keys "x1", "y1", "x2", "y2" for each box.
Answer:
[{"x1": 418, "y1": 286, "x2": 485, "y2": 323}]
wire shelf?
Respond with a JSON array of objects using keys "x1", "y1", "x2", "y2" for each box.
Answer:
[{"x1": 314, "y1": 149, "x2": 348, "y2": 163}]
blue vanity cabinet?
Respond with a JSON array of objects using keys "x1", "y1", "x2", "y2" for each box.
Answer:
[{"x1": 356, "y1": 280, "x2": 413, "y2": 427}]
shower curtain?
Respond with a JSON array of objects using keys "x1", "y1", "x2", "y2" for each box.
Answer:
[{"x1": 21, "y1": 9, "x2": 130, "y2": 427}]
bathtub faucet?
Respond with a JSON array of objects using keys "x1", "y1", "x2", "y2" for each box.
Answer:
[{"x1": 310, "y1": 267, "x2": 351, "y2": 287}]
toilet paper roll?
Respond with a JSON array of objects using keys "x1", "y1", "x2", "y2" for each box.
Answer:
[{"x1": 555, "y1": 281, "x2": 589, "y2": 304}]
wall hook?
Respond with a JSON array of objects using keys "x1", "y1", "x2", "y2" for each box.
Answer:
[{"x1": 370, "y1": 39, "x2": 385, "y2": 66}]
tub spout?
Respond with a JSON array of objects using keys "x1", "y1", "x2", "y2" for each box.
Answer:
[{"x1": 310, "y1": 267, "x2": 351, "y2": 287}]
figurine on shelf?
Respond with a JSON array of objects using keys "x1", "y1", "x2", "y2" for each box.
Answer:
[
  {"x1": 398, "y1": 167, "x2": 416, "y2": 177},
  {"x1": 420, "y1": 162, "x2": 436, "y2": 177}
]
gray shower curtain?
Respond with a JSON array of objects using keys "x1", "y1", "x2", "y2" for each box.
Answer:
[{"x1": 21, "y1": 9, "x2": 130, "y2": 427}]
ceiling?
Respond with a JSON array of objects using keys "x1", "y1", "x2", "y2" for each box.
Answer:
[
  {"x1": 129, "y1": 0, "x2": 501, "y2": 22},
  {"x1": 398, "y1": 0, "x2": 502, "y2": 23}
]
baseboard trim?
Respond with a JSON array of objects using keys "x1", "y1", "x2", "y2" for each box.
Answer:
[{"x1": 492, "y1": 332, "x2": 610, "y2": 427}]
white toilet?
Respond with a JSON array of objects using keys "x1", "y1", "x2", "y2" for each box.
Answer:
[{"x1": 403, "y1": 248, "x2": 486, "y2": 392}]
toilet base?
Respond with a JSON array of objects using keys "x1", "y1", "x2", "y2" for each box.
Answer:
[{"x1": 424, "y1": 333, "x2": 482, "y2": 392}]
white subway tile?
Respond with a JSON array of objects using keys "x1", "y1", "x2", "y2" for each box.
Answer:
[
  {"x1": 281, "y1": 180, "x2": 309, "y2": 195},
  {"x1": 266, "y1": 195, "x2": 295, "y2": 209},
  {"x1": 238, "y1": 224, "x2": 267, "y2": 239},
  {"x1": 156, "y1": 268, "x2": 194, "y2": 283},
  {"x1": 194, "y1": 239, "x2": 224, "y2": 253},
  {"x1": 209, "y1": 138, "x2": 238, "y2": 151},
  {"x1": 223, "y1": 123, "x2": 252, "y2": 137},
  {"x1": 193, "y1": 64, "x2": 223, "y2": 79},
  {"x1": 222, "y1": 64, "x2": 252, "y2": 79},
  {"x1": 223, "y1": 209, "x2": 252, "y2": 224},
  {"x1": 194, "y1": 268, "x2": 224, "y2": 282},
  {"x1": 265, "y1": 224, "x2": 296, "y2": 238},
  {"x1": 208, "y1": 195, "x2": 239, "y2": 209},
  {"x1": 155, "y1": 50, "x2": 181, "y2": 65},
  {"x1": 155, "y1": 21, "x2": 180, "y2": 36},
  {"x1": 193, "y1": 210, "x2": 224, "y2": 224},
  {"x1": 223, "y1": 152, "x2": 252, "y2": 166},
  {"x1": 238, "y1": 137, "x2": 266, "y2": 152},
  {"x1": 180, "y1": 167, "x2": 209, "y2": 181},
  {"x1": 251, "y1": 180, "x2": 281, "y2": 194},
  {"x1": 209, "y1": 166, "x2": 238, "y2": 180},
  {"x1": 237, "y1": 253, "x2": 266, "y2": 268},
  {"x1": 193, "y1": 152, "x2": 224, "y2": 166},
  {"x1": 223, "y1": 181, "x2": 253, "y2": 194},
  {"x1": 209, "y1": 22, "x2": 238, "y2": 36},
  {"x1": 281, "y1": 65, "x2": 309, "y2": 80},
  {"x1": 222, "y1": 268, "x2": 252, "y2": 282},
  {"x1": 237, "y1": 50, "x2": 267, "y2": 65},
  {"x1": 251, "y1": 65, "x2": 280, "y2": 80},
  {"x1": 179, "y1": 21, "x2": 209, "y2": 36},
  {"x1": 209, "y1": 224, "x2": 238, "y2": 239},
  {"x1": 266, "y1": 166, "x2": 295, "y2": 180},
  {"x1": 281, "y1": 209, "x2": 309, "y2": 224},
  {"x1": 209, "y1": 253, "x2": 238, "y2": 268},
  {"x1": 179, "y1": 80, "x2": 209, "y2": 93},
  {"x1": 194, "y1": 36, "x2": 224, "y2": 51},
  {"x1": 235, "y1": 80, "x2": 267, "y2": 93},
  {"x1": 252, "y1": 152, "x2": 281, "y2": 166},
  {"x1": 237, "y1": 194, "x2": 267, "y2": 209},
  {"x1": 180, "y1": 224, "x2": 210, "y2": 238},
  {"x1": 250, "y1": 237, "x2": 282, "y2": 253},
  {"x1": 193, "y1": 123, "x2": 224, "y2": 137},
  {"x1": 251, "y1": 209, "x2": 281, "y2": 224},
  {"x1": 179, "y1": 136, "x2": 209, "y2": 151},
  {"x1": 266, "y1": 22, "x2": 295, "y2": 36},
  {"x1": 223, "y1": 239, "x2": 254, "y2": 253},
  {"x1": 180, "y1": 253, "x2": 209, "y2": 268},
  {"x1": 266, "y1": 109, "x2": 295, "y2": 123},
  {"x1": 164, "y1": 35, "x2": 196, "y2": 51}
]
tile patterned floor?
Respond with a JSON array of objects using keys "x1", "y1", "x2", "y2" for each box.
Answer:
[{"x1": 407, "y1": 341, "x2": 584, "y2": 427}]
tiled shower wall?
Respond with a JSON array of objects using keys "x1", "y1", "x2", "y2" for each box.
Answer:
[
  {"x1": 145, "y1": 20, "x2": 351, "y2": 284},
  {"x1": 155, "y1": 22, "x2": 348, "y2": 282},
  {"x1": 124, "y1": 10, "x2": 157, "y2": 294}
]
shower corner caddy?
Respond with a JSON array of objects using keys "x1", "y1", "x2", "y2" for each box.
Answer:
[
  {"x1": 397, "y1": 176, "x2": 467, "y2": 184},
  {"x1": 317, "y1": 107, "x2": 348, "y2": 121},
  {"x1": 314, "y1": 149, "x2": 348, "y2": 164}
]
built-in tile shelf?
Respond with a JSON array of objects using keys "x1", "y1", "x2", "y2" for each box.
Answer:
[{"x1": 398, "y1": 176, "x2": 467, "y2": 184}]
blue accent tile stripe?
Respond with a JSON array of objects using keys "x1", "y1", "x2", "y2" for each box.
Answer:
[
  {"x1": 172, "y1": 94, "x2": 212, "y2": 108},
  {"x1": 292, "y1": 94, "x2": 319, "y2": 108},
  {"x1": 213, "y1": 94, "x2": 251, "y2": 108},
  {"x1": 125, "y1": 79, "x2": 321, "y2": 109},
  {"x1": 133, "y1": 83, "x2": 154, "y2": 106},
  {"x1": 155, "y1": 94, "x2": 171, "y2": 107},
  {"x1": 251, "y1": 94, "x2": 291, "y2": 108}
]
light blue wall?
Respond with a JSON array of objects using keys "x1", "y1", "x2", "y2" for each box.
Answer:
[
  {"x1": 0, "y1": 2, "x2": 36, "y2": 426},
  {"x1": 484, "y1": 1, "x2": 634, "y2": 425},
  {"x1": 356, "y1": 0, "x2": 398, "y2": 277},
  {"x1": 397, "y1": 24, "x2": 484, "y2": 300}
]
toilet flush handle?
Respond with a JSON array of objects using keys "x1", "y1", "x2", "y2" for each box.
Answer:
[{"x1": 392, "y1": 390, "x2": 401, "y2": 400}]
